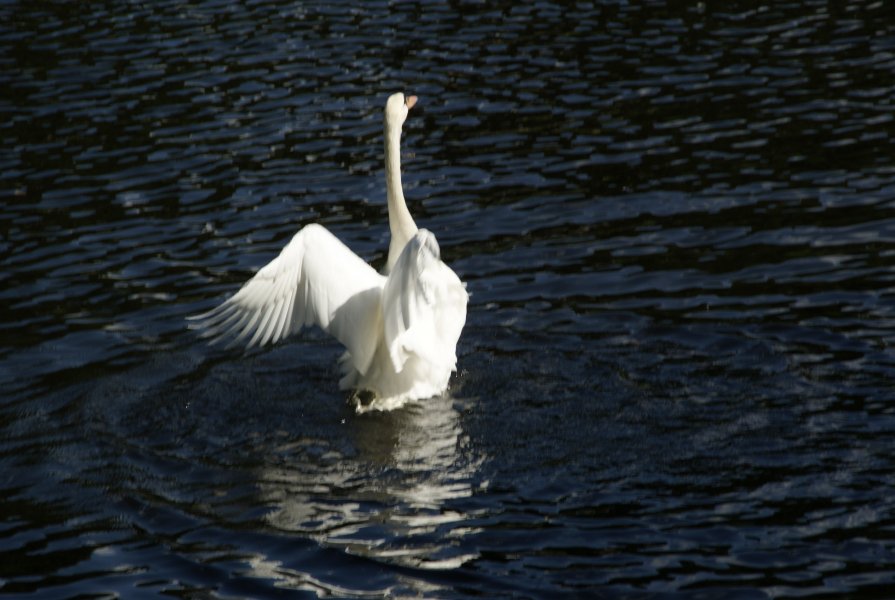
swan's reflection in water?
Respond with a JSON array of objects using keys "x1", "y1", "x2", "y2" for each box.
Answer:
[{"x1": 258, "y1": 394, "x2": 483, "y2": 570}]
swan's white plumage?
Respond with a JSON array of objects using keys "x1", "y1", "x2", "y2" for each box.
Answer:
[
  {"x1": 192, "y1": 224, "x2": 385, "y2": 375},
  {"x1": 383, "y1": 230, "x2": 464, "y2": 371},
  {"x1": 384, "y1": 93, "x2": 419, "y2": 274},
  {"x1": 190, "y1": 93, "x2": 467, "y2": 410}
]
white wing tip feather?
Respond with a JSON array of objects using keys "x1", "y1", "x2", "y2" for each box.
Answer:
[{"x1": 187, "y1": 223, "x2": 386, "y2": 356}]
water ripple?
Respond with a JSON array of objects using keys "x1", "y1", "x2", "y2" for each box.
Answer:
[{"x1": 3, "y1": 0, "x2": 895, "y2": 597}]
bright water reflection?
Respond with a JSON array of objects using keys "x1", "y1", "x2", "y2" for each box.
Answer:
[{"x1": 260, "y1": 394, "x2": 483, "y2": 570}]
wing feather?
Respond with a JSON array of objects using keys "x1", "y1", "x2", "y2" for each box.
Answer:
[
  {"x1": 381, "y1": 229, "x2": 468, "y2": 373},
  {"x1": 189, "y1": 224, "x2": 386, "y2": 373}
]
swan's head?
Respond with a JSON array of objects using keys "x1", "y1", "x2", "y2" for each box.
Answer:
[{"x1": 385, "y1": 92, "x2": 417, "y2": 129}]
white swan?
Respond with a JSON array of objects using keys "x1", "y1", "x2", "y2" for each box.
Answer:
[{"x1": 189, "y1": 93, "x2": 468, "y2": 411}]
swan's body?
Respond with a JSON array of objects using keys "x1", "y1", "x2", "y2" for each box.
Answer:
[{"x1": 189, "y1": 93, "x2": 467, "y2": 411}]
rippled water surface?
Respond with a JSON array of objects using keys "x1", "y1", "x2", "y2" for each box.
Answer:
[{"x1": 4, "y1": 1, "x2": 895, "y2": 597}]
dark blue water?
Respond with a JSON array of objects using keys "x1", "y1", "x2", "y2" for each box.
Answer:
[{"x1": 4, "y1": 1, "x2": 895, "y2": 597}]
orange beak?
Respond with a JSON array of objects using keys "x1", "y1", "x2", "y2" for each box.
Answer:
[{"x1": 405, "y1": 95, "x2": 418, "y2": 110}]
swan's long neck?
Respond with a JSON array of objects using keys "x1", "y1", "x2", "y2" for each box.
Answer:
[{"x1": 385, "y1": 120, "x2": 418, "y2": 273}]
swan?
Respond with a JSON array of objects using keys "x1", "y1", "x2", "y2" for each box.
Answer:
[{"x1": 189, "y1": 93, "x2": 468, "y2": 411}]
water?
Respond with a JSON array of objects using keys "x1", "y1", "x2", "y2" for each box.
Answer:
[{"x1": 3, "y1": 1, "x2": 895, "y2": 597}]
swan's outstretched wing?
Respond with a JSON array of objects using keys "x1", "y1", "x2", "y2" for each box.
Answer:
[
  {"x1": 189, "y1": 224, "x2": 386, "y2": 374},
  {"x1": 382, "y1": 229, "x2": 468, "y2": 372}
]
